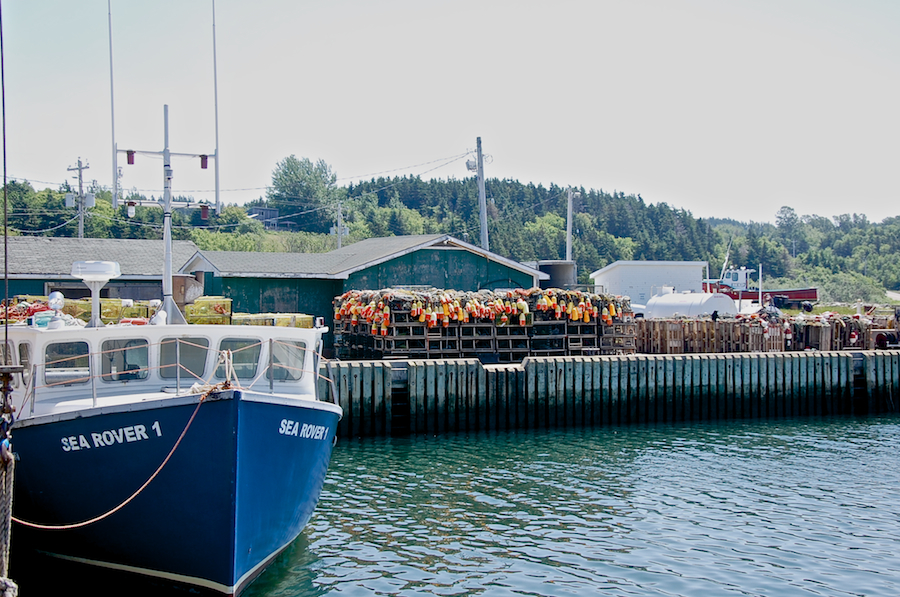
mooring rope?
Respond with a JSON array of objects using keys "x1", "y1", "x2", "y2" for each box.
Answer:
[
  {"x1": 11, "y1": 381, "x2": 229, "y2": 531},
  {"x1": 0, "y1": 451, "x2": 16, "y2": 595}
]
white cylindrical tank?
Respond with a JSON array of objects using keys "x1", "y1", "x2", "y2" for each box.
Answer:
[{"x1": 643, "y1": 292, "x2": 736, "y2": 319}]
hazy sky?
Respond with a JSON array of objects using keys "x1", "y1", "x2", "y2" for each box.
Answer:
[{"x1": 5, "y1": 0, "x2": 899, "y2": 224}]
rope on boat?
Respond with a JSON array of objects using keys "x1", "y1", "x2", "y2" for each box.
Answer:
[
  {"x1": 11, "y1": 381, "x2": 231, "y2": 531},
  {"x1": 0, "y1": 365, "x2": 20, "y2": 593},
  {"x1": 0, "y1": 578, "x2": 14, "y2": 597},
  {"x1": 0, "y1": 455, "x2": 16, "y2": 596}
]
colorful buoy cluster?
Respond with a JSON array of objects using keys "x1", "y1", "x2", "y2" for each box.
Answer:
[
  {"x1": 334, "y1": 287, "x2": 632, "y2": 336},
  {"x1": 1, "y1": 299, "x2": 51, "y2": 321},
  {"x1": 532, "y1": 290, "x2": 622, "y2": 323}
]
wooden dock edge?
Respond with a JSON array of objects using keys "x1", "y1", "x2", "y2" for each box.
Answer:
[{"x1": 319, "y1": 351, "x2": 900, "y2": 437}]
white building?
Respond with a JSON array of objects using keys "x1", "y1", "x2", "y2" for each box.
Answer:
[{"x1": 588, "y1": 260, "x2": 708, "y2": 304}]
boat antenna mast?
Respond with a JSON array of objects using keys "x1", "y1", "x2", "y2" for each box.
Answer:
[
  {"x1": 108, "y1": 1, "x2": 221, "y2": 211},
  {"x1": 120, "y1": 105, "x2": 216, "y2": 325}
]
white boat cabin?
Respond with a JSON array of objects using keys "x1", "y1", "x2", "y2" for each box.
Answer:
[{"x1": 3, "y1": 322, "x2": 326, "y2": 418}]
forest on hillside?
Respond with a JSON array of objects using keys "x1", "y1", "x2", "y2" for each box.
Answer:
[{"x1": 4, "y1": 155, "x2": 898, "y2": 304}]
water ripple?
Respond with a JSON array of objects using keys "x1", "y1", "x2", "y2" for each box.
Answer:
[{"x1": 246, "y1": 415, "x2": 900, "y2": 597}]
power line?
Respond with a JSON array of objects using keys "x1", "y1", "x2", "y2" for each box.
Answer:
[
  {"x1": 8, "y1": 151, "x2": 483, "y2": 236},
  {"x1": 336, "y1": 151, "x2": 470, "y2": 182},
  {"x1": 344, "y1": 154, "x2": 469, "y2": 203},
  {"x1": 12, "y1": 213, "x2": 81, "y2": 235},
  {"x1": 7, "y1": 150, "x2": 472, "y2": 197},
  {"x1": 441, "y1": 187, "x2": 569, "y2": 238}
]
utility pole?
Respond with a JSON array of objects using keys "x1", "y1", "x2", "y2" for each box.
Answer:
[
  {"x1": 330, "y1": 199, "x2": 348, "y2": 248},
  {"x1": 67, "y1": 158, "x2": 90, "y2": 239},
  {"x1": 476, "y1": 137, "x2": 488, "y2": 251},
  {"x1": 565, "y1": 187, "x2": 580, "y2": 262},
  {"x1": 336, "y1": 199, "x2": 343, "y2": 249},
  {"x1": 566, "y1": 187, "x2": 574, "y2": 261}
]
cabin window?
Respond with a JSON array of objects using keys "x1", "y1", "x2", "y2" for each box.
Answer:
[
  {"x1": 159, "y1": 337, "x2": 210, "y2": 381},
  {"x1": 101, "y1": 339, "x2": 149, "y2": 382},
  {"x1": 44, "y1": 341, "x2": 90, "y2": 386},
  {"x1": 215, "y1": 338, "x2": 261, "y2": 380},
  {"x1": 0, "y1": 342, "x2": 15, "y2": 388},
  {"x1": 268, "y1": 340, "x2": 307, "y2": 381},
  {"x1": 18, "y1": 343, "x2": 31, "y2": 387}
]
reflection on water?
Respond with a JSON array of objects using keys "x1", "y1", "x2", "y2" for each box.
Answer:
[
  {"x1": 13, "y1": 415, "x2": 900, "y2": 596},
  {"x1": 247, "y1": 415, "x2": 900, "y2": 597}
]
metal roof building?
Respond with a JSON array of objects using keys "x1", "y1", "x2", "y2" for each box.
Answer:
[
  {"x1": 1, "y1": 235, "x2": 545, "y2": 352},
  {"x1": 588, "y1": 260, "x2": 708, "y2": 305},
  {"x1": 0, "y1": 237, "x2": 200, "y2": 300},
  {"x1": 180, "y1": 234, "x2": 547, "y2": 349}
]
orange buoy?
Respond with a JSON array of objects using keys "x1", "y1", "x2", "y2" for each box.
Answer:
[{"x1": 120, "y1": 317, "x2": 148, "y2": 325}]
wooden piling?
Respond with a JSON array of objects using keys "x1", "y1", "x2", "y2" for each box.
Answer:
[
  {"x1": 323, "y1": 350, "x2": 900, "y2": 437},
  {"x1": 608, "y1": 357, "x2": 620, "y2": 426}
]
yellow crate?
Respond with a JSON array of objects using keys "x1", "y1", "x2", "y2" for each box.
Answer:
[
  {"x1": 272, "y1": 313, "x2": 314, "y2": 328},
  {"x1": 186, "y1": 314, "x2": 231, "y2": 325},
  {"x1": 231, "y1": 312, "x2": 315, "y2": 327},
  {"x1": 186, "y1": 296, "x2": 232, "y2": 316},
  {"x1": 100, "y1": 298, "x2": 123, "y2": 321},
  {"x1": 121, "y1": 304, "x2": 150, "y2": 319},
  {"x1": 62, "y1": 299, "x2": 92, "y2": 322},
  {"x1": 231, "y1": 313, "x2": 274, "y2": 326},
  {"x1": 14, "y1": 294, "x2": 48, "y2": 304}
]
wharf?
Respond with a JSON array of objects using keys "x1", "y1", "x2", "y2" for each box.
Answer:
[{"x1": 320, "y1": 351, "x2": 900, "y2": 437}]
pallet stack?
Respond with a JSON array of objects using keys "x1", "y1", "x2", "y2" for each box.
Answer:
[
  {"x1": 637, "y1": 318, "x2": 787, "y2": 354},
  {"x1": 333, "y1": 287, "x2": 635, "y2": 362},
  {"x1": 635, "y1": 313, "x2": 879, "y2": 354}
]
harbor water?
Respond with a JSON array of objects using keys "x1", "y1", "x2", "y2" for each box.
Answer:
[
  {"x1": 245, "y1": 414, "x2": 900, "y2": 597},
  {"x1": 14, "y1": 414, "x2": 900, "y2": 596}
]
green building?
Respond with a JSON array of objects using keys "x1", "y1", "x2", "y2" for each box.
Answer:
[
  {"x1": 1, "y1": 235, "x2": 545, "y2": 352},
  {"x1": 180, "y1": 234, "x2": 546, "y2": 348}
]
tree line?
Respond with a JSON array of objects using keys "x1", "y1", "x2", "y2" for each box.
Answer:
[{"x1": 4, "y1": 155, "x2": 897, "y2": 303}]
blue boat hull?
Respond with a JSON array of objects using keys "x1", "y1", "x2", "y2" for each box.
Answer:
[{"x1": 12, "y1": 389, "x2": 340, "y2": 595}]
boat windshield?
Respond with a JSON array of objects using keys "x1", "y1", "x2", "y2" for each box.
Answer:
[
  {"x1": 18, "y1": 342, "x2": 31, "y2": 387},
  {"x1": 44, "y1": 341, "x2": 91, "y2": 386},
  {"x1": 215, "y1": 337, "x2": 261, "y2": 380},
  {"x1": 269, "y1": 340, "x2": 307, "y2": 381},
  {"x1": 101, "y1": 338, "x2": 150, "y2": 382},
  {"x1": 0, "y1": 342, "x2": 17, "y2": 387},
  {"x1": 159, "y1": 337, "x2": 210, "y2": 381}
]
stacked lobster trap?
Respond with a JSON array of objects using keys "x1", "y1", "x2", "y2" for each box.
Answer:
[
  {"x1": 333, "y1": 287, "x2": 635, "y2": 362},
  {"x1": 634, "y1": 311, "x2": 878, "y2": 354}
]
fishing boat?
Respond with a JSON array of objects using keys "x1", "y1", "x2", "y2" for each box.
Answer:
[
  {"x1": 5, "y1": 104, "x2": 342, "y2": 595},
  {"x1": 7, "y1": 261, "x2": 342, "y2": 595}
]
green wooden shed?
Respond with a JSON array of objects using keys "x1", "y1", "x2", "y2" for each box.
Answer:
[{"x1": 180, "y1": 234, "x2": 547, "y2": 348}]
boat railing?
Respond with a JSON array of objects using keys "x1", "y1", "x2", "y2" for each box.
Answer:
[{"x1": 19, "y1": 336, "x2": 330, "y2": 416}]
